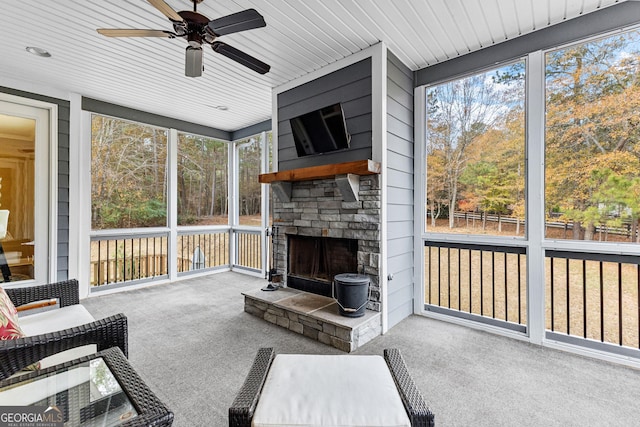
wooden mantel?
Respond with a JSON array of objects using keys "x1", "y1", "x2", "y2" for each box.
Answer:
[
  {"x1": 259, "y1": 159, "x2": 381, "y2": 203},
  {"x1": 258, "y1": 159, "x2": 381, "y2": 184}
]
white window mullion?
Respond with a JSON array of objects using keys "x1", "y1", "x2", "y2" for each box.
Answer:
[
  {"x1": 525, "y1": 51, "x2": 546, "y2": 345},
  {"x1": 414, "y1": 85, "x2": 427, "y2": 316}
]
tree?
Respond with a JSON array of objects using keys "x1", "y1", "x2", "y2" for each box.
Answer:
[
  {"x1": 91, "y1": 115, "x2": 168, "y2": 229},
  {"x1": 425, "y1": 146, "x2": 447, "y2": 228},
  {"x1": 545, "y1": 30, "x2": 640, "y2": 240},
  {"x1": 427, "y1": 63, "x2": 524, "y2": 230},
  {"x1": 177, "y1": 134, "x2": 229, "y2": 225},
  {"x1": 238, "y1": 138, "x2": 262, "y2": 219}
]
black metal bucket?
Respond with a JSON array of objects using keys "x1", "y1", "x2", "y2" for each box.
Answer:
[{"x1": 334, "y1": 273, "x2": 370, "y2": 317}]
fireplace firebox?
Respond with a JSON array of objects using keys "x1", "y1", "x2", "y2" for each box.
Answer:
[{"x1": 287, "y1": 235, "x2": 358, "y2": 297}]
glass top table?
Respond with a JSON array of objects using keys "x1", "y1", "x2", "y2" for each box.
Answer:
[{"x1": 0, "y1": 347, "x2": 173, "y2": 427}]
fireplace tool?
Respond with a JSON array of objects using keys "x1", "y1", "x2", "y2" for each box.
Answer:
[{"x1": 262, "y1": 225, "x2": 282, "y2": 291}]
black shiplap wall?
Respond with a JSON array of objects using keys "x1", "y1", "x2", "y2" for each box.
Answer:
[
  {"x1": 0, "y1": 86, "x2": 70, "y2": 281},
  {"x1": 385, "y1": 52, "x2": 415, "y2": 328},
  {"x1": 277, "y1": 58, "x2": 372, "y2": 171}
]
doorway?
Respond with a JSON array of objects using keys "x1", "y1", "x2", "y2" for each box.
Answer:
[{"x1": 0, "y1": 98, "x2": 51, "y2": 283}]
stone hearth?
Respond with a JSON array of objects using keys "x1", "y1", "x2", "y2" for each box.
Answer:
[{"x1": 243, "y1": 287, "x2": 381, "y2": 352}]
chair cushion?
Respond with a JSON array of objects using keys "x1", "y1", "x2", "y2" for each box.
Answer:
[
  {"x1": 0, "y1": 286, "x2": 25, "y2": 339},
  {"x1": 252, "y1": 354, "x2": 411, "y2": 427},
  {"x1": 1, "y1": 286, "x2": 41, "y2": 371},
  {"x1": 19, "y1": 305, "x2": 97, "y2": 370},
  {"x1": 19, "y1": 304, "x2": 95, "y2": 336}
]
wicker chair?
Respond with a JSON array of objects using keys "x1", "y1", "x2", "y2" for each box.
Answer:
[
  {"x1": 0, "y1": 279, "x2": 128, "y2": 380},
  {"x1": 229, "y1": 347, "x2": 435, "y2": 427}
]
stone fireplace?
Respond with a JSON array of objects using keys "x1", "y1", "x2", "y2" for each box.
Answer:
[
  {"x1": 271, "y1": 168, "x2": 382, "y2": 312},
  {"x1": 243, "y1": 160, "x2": 383, "y2": 352}
]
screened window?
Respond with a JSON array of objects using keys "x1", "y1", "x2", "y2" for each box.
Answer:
[
  {"x1": 91, "y1": 114, "x2": 168, "y2": 229},
  {"x1": 426, "y1": 62, "x2": 526, "y2": 236},
  {"x1": 238, "y1": 137, "x2": 262, "y2": 226},
  {"x1": 177, "y1": 133, "x2": 229, "y2": 226},
  {"x1": 545, "y1": 29, "x2": 640, "y2": 242}
]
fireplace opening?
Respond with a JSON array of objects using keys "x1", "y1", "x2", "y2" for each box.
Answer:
[{"x1": 287, "y1": 235, "x2": 358, "y2": 297}]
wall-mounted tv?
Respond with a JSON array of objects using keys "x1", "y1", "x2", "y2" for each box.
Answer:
[{"x1": 290, "y1": 103, "x2": 351, "y2": 157}]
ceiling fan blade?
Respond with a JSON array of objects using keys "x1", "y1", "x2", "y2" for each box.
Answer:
[
  {"x1": 97, "y1": 29, "x2": 174, "y2": 38},
  {"x1": 207, "y1": 9, "x2": 266, "y2": 36},
  {"x1": 211, "y1": 42, "x2": 270, "y2": 74},
  {"x1": 146, "y1": 0, "x2": 184, "y2": 22}
]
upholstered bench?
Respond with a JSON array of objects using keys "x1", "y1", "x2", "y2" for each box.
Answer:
[{"x1": 229, "y1": 348, "x2": 434, "y2": 427}]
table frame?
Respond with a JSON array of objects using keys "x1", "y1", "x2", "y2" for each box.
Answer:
[{"x1": 0, "y1": 347, "x2": 173, "y2": 427}]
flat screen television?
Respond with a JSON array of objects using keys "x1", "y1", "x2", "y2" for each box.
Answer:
[{"x1": 290, "y1": 103, "x2": 351, "y2": 157}]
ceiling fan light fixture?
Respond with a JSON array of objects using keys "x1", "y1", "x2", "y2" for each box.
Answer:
[
  {"x1": 185, "y1": 46, "x2": 203, "y2": 77},
  {"x1": 25, "y1": 46, "x2": 51, "y2": 57}
]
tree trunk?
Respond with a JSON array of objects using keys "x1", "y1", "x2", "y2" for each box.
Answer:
[
  {"x1": 572, "y1": 221, "x2": 582, "y2": 240},
  {"x1": 482, "y1": 211, "x2": 487, "y2": 230},
  {"x1": 178, "y1": 160, "x2": 188, "y2": 219},
  {"x1": 584, "y1": 222, "x2": 595, "y2": 240},
  {"x1": 449, "y1": 184, "x2": 458, "y2": 229},
  {"x1": 209, "y1": 164, "x2": 216, "y2": 216},
  {"x1": 430, "y1": 203, "x2": 439, "y2": 228}
]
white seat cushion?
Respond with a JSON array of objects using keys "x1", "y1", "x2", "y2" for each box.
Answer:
[
  {"x1": 18, "y1": 305, "x2": 98, "y2": 369},
  {"x1": 19, "y1": 305, "x2": 95, "y2": 336},
  {"x1": 252, "y1": 354, "x2": 411, "y2": 427}
]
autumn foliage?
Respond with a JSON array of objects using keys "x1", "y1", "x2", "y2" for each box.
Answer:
[{"x1": 427, "y1": 29, "x2": 640, "y2": 241}]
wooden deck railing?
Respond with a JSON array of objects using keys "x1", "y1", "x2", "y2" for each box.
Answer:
[{"x1": 90, "y1": 254, "x2": 189, "y2": 286}]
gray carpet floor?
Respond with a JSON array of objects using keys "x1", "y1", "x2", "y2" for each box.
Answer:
[{"x1": 82, "y1": 272, "x2": 640, "y2": 426}]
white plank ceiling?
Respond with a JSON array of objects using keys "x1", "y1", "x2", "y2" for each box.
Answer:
[{"x1": 0, "y1": 0, "x2": 626, "y2": 133}]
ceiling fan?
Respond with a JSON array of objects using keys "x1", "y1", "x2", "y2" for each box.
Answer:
[{"x1": 97, "y1": 0, "x2": 270, "y2": 77}]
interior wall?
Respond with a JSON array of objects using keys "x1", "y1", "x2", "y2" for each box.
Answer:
[
  {"x1": 276, "y1": 58, "x2": 373, "y2": 171},
  {"x1": 0, "y1": 157, "x2": 33, "y2": 240}
]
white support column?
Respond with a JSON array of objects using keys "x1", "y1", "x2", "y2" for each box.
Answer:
[
  {"x1": 371, "y1": 42, "x2": 388, "y2": 333},
  {"x1": 229, "y1": 141, "x2": 238, "y2": 267},
  {"x1": 168, "y1": 128, "x2": 178, "y2": 281},
  {"x1": 413, "y1": 85, "x2": 427, "y2": 315},
  {"x1": 70, "y1": 93, "x2": 89, "y2": 297},
  {"x1": 526, "y1": 51, "x2": 546, "y2": 345}
]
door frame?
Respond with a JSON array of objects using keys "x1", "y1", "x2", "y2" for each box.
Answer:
[{"x1": 0, "y1": 92, "x2": 58, "y2": 285}]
